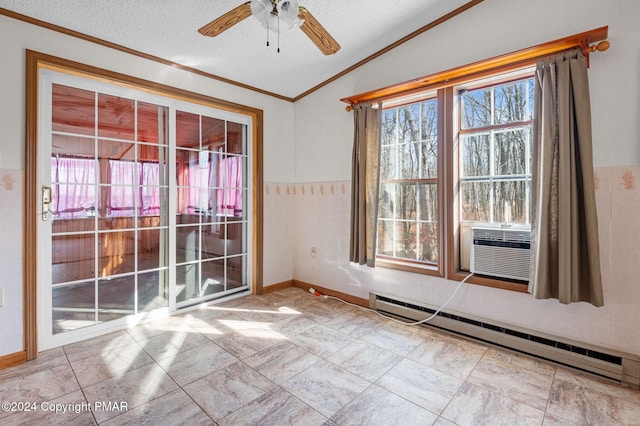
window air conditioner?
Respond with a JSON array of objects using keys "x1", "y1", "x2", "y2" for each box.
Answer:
[{"x1": 470, "y1": 227, "x2": 531, "y2": 281}]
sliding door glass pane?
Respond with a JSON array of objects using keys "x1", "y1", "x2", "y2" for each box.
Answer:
[
  {"x1": 50, "y1": 81, "x2": 170, "y2": 334},
  {"x1": 175, "y1": 110, "x2": 248, "y2": 306}
]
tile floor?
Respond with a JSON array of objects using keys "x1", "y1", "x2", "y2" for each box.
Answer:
[{"x1": 1, "y1": 286, "x2": 640, "y2": 425}]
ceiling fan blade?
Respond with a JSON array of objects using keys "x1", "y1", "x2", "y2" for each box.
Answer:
[
  {"x1": 198, "y1": 2, "x2": 253, "y2": 37},
  {"x1": 298, "y1": 7, "x2": 341, "y2": 55}
]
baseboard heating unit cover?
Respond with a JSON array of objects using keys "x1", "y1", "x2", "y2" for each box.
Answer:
[{"x1": 369, "y1": 292, "x2": 640, "y2": 389}]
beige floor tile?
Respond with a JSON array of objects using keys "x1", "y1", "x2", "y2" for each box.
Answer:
[
  {"x1": 542, "y1": 413, "x2": 579, "y2": 425},
  {"x1": 126, "y1": 315, "x2": 196, "y2": 341},
  {"x1": 230, "y1": 304, "x2": 302, "y2": 324},
  {"x1": 483, "y1": 346, "x2": 557, "y2": 377},
  {"x1": 269, "y1": 312, "x2": 318, "y2": 336},
  {"x1": 331, "y1": 384, "x2": 438, "y2": 425},
  {"x1": 442, "y1": 382, "x2": 545, "y2": 426},
  {"x1": 156, "y1": 341, "x2": 237, "y2": 386},
  {"x1": 377, "y1": 358, "x2": 463, "y2": 414},
  {"x1": 183, "y1": 361, "x2": 275, "y2": 420},
  {"x1": 290, "y1": 324, "x2": 354, "y2": 358},
  {"x1": 301, "y1": 298, "x2": 354, "y2": 324},
  {"x1": 547, "y1": 377, "x2": 640, "y2": 425},
  {"x1": 360, "y1": 321, "x2": 425, "y2": 355},
  {"x1": 327, "y1": 340, "x2": 403, "y2": 382},
  {"x1": 0, "y1": 390, "x2": 95, "y2": 426},
  {"x1": 82, "y1": 363, "x2": 179, "y2": 423},
  {"x1": 317, "y1": 308, "x2": 360, "y2": 331},
  {"x1": 0, "y1": 347, "x2": 68, "y2": 382},
  {"x1": 243, "y1": 340, "x2": 321, "y2": 384},
  {"x1": 69, "y1": 342, "x2": 154, "y2": 388},
  {"x1": 187, "y1": 312, "x2": 247, "y2": 340},
  {"x1": 323, "y1": 308, "x2": 390, "y2": 339},
  {"x1": 63, "y1": 330, "x2": 136, "y2": 362},
  {"x1": 218, "y1": 387, "x2": 326, "y2": 426},
  {"x1": 174, "y1": 304, "x2": 232, "y2": 325},
  {"x1": 281, "y1": 360, "x2": 370, "y2": 418},
  {"x1": 211, "y1": 323, "x2": 286, "y2": 359},
  {"x1": 0, "y1": 363, "x2": 80, "y2": 411},
  {"x1": 101, "y1": 389, "x2": 213, "y2": 426},
  {"x1": 466, "y1": 353, "x2": 554, "y2": 410},
  {"x1": 433, "y1": 417, "x2": 457, "y2": 426},
  {"x1": 554, "y1": 367, "x2": 640, "y2": 405},
  {"x1": 260, "y1": 289, "x2": 316, "y2": 310},
  {"x1": 408, "y1": 332, "x2": 487, "y2": 379},
  {"x1": 138, "y1": 329, "x2": 211, "y2": 362}
]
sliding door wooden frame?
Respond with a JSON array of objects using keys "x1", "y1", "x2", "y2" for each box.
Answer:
[{"x1": 24, "y1": 50, "x2": 264, "y2": 360}]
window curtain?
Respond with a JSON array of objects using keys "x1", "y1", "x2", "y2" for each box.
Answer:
[
  {"x1": 108, "y1": 160, "x2": 162, "y2": 216},
  {"x1": 51, "y1": 156, "x2": 99, "y2": 218},
  {"x1": 184, "y1": 151, "x2": 202, "y2": 214},
  {"x1": 108, "y1": 160, "x2": 138, "y2": 216},
  {"x1": 529, "y1": 48, "x2": 604, "y2": 306},
  {"x1": 349, "y1": 102, "x2": 381, "y2": 266},
  {"x1": 184, "y1": 151, "x2": 214, "y2": 215},
  {"x1": 140, "y1": 162, "x2": 161, "y2": 215},
  {"x1": 217, "y1": 156, "x2": 243, "y2": 217}
]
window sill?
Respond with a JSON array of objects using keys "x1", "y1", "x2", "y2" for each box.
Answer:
[
  {"x1": 375, "y1": 257, "x2": 442, "y2": 277},
  {"x1": 375, "y1": 258, "x2": 528, "y2": 292},
  {"x1": 449, "y1": 270, "x2": 529, "y2": 293}
]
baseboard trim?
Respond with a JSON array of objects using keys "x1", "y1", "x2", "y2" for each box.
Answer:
[
  {"x1": 292, "y1": 280, "x2": 368, "y2": 307},
  {"x1": 263, "y1": 280, "x2": 294, "y2": 294},
  {"x1": 0, "y1": 351, "x2": 26, "y2": 370}
]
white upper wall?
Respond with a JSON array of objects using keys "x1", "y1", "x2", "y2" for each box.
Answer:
[{"x1": 293, "y1": 0, "x2": 640, "y2": 182}]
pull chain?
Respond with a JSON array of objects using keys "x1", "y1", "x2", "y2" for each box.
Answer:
[{"x1": 277, "y1": 14, "x2": 280, "y2": 53}]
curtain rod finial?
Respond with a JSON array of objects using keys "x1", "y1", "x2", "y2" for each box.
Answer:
[
  {"x1": 580, "y1": 38, "x2": 610, "y2": 66},
  {"x1": 594, "y1": 40, "x2": 610, "y2": 52}
]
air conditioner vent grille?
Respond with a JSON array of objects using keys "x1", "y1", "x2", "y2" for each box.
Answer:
[{"x1": 471, "y1": 227, "x2": 531, "y2": 281}]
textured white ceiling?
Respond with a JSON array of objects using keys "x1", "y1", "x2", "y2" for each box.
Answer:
[{"x1": 0, "y1": 0, "x2": 473, "y2": 99}]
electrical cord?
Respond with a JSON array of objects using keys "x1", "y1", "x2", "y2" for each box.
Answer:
[{"x1": 308, "y1": 272, "x2": 474, "y2": 327}]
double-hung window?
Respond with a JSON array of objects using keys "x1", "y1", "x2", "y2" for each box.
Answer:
[
  {"x1": 458, "y1": 75, "x2": 534, "y2": 225},
  {"x1": 377, "y1": 95, "x2": 439, "y2": 268},
  {"x1": 375, "y1": 67, "x2": 535, "y2": 286}
]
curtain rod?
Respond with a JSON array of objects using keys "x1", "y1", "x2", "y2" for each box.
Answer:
[{"x1": 342, "y1": 26, "x2": 609, "y2": 112}]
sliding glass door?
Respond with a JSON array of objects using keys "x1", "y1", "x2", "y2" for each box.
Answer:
[{"x1": 37, "y1": 69, "x2": 251, "y2": 349}]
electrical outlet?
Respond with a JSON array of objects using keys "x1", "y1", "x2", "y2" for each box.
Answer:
[{"x1": 311, "y1": 247, "x2": 317, "y2": 258}]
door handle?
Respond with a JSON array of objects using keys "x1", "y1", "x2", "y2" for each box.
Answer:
[{"x1": 42, "y1": 186, "x2": 52, "y2": 221}]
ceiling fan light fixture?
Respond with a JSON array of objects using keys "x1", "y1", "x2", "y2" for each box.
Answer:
[
  {"x1": 198, "y1": 1, "x2": 340, "y2": 56},
  {"x1": 250, "y1": 0, "x2": 302, "y2": 32}
]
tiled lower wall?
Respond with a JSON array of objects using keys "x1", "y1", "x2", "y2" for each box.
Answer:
[
  {"x1": 264, "y1": 166, "x2": 640, "y2": 356},
  {"x1": 0, "y1": 169, "x2": 24, "y2": 357},
  {"x1": 592, "y1": 165, "x2": 640, "y2": 354},
  {"x1": 263, "y1": 181, "x2": 351, "y2": 289}
]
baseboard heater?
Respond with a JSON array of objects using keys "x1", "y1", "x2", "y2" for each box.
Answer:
[{"x1": 370, "y1": 292, "x2": 640, "y2": 389}]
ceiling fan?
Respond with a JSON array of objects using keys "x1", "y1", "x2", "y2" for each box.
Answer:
[{"x1": 198, "y1": 0, "x2": 341, "y2": 55}]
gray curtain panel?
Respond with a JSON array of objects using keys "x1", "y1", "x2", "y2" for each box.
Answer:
[
  {"x1": 529, "y1": 48, "x2": 604, "y2": 306},
  {"x1": 349, "y1": 102, "x2": 381, "y2": 266}
]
